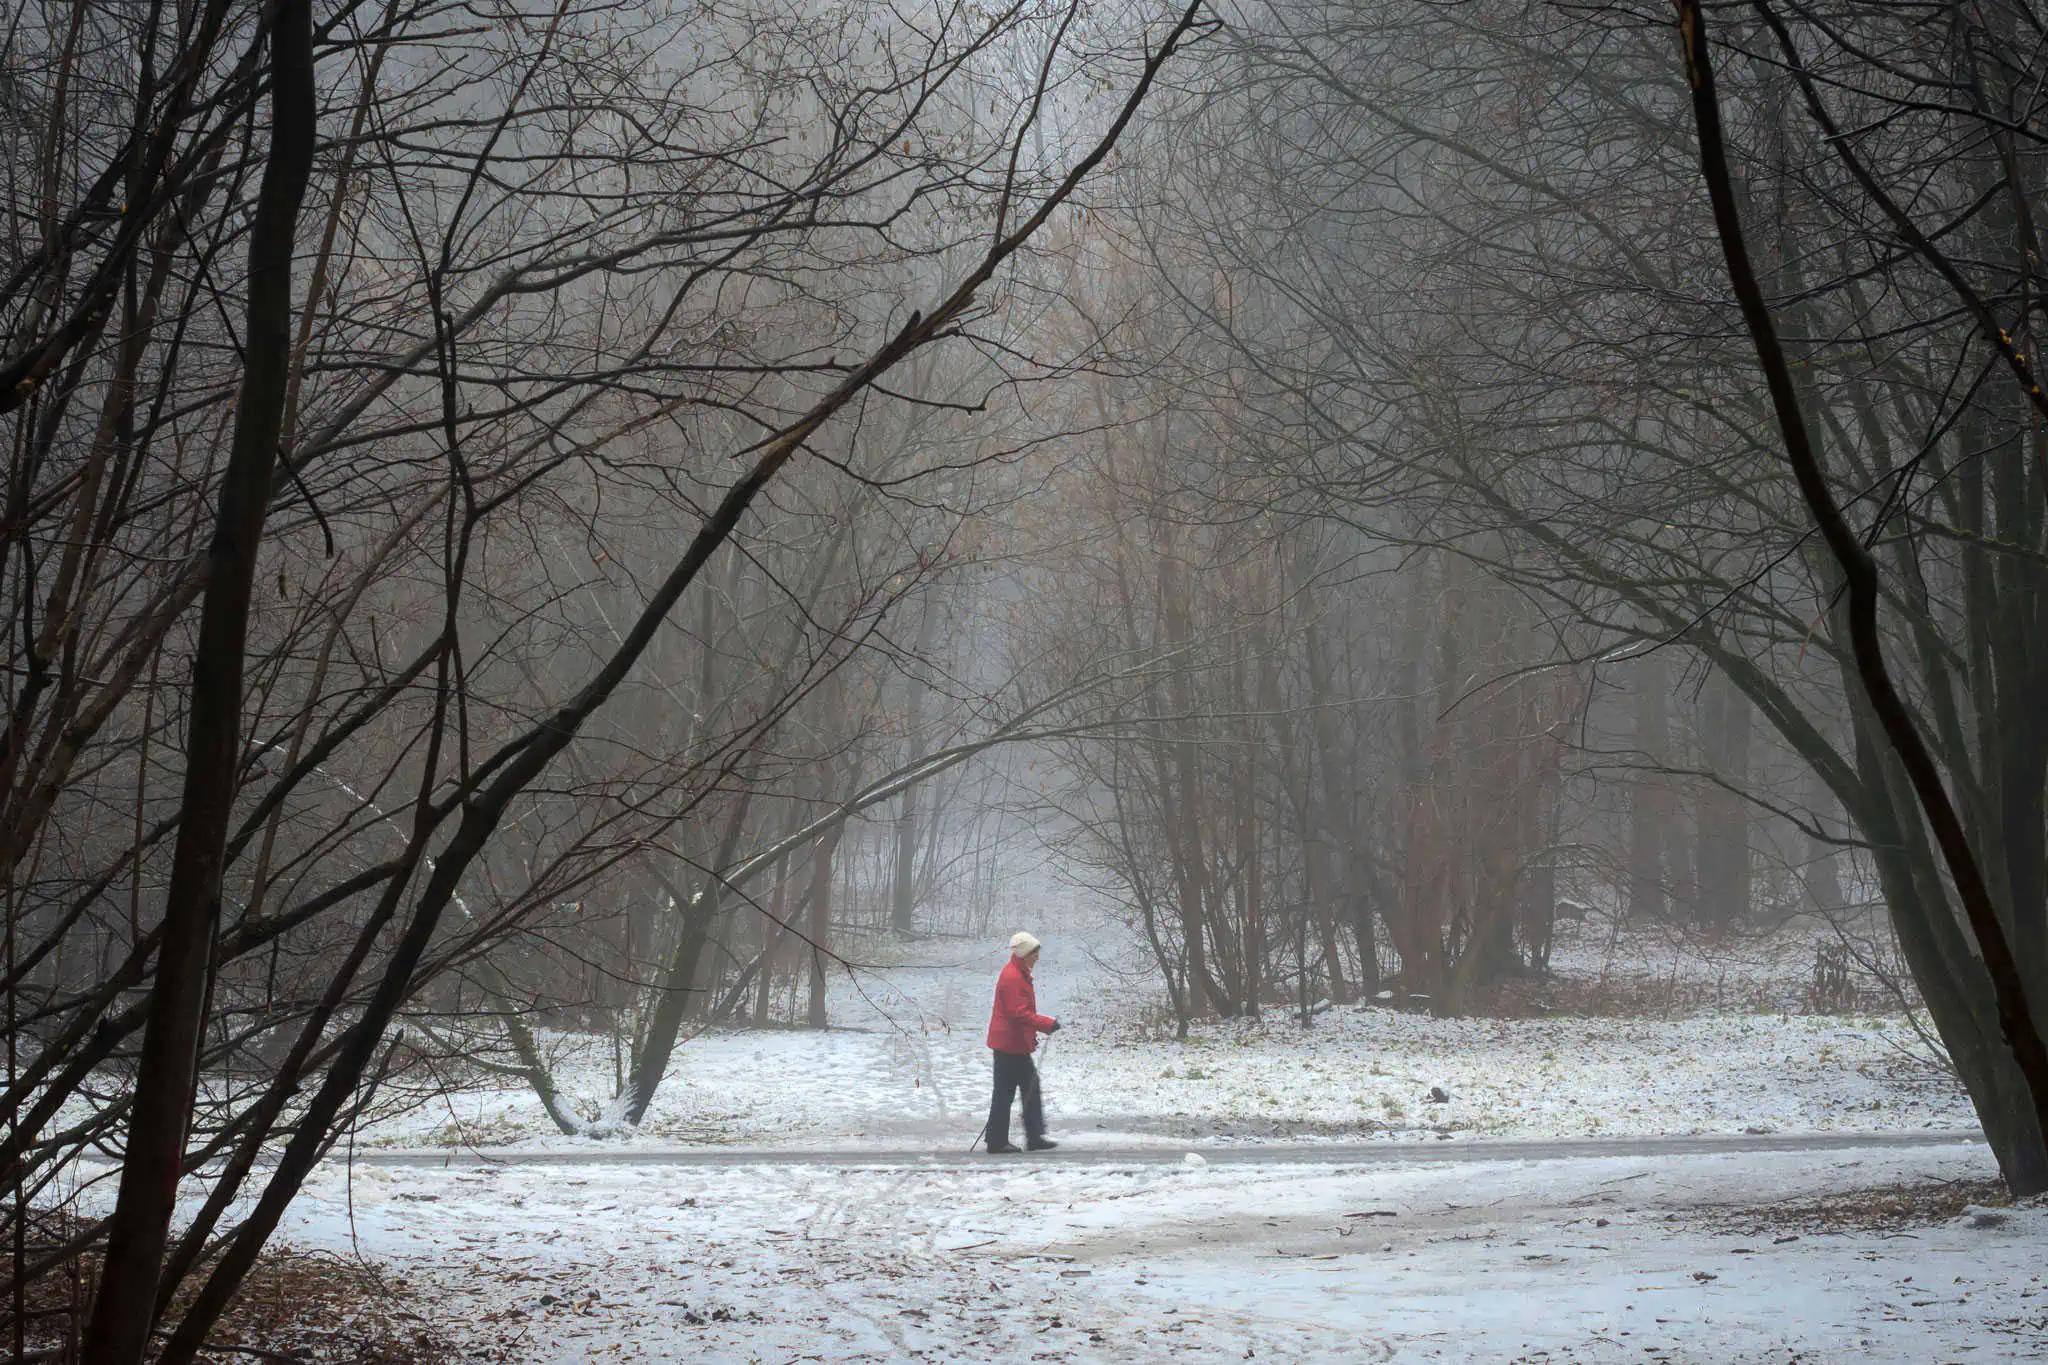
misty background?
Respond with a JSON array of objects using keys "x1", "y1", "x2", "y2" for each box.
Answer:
[{"x1": 3, "y1": 0, "x2": 2046, "y2": 1357}]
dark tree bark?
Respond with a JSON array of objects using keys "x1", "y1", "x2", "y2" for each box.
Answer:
[
  {"x1": 806, "y1": 824, "x2": 843, "y2": 1029},
  {"x1": 1676, "y1": 0, "x2": 2048, "y2": 1192},
  {"x1": 81, "y1": 5, "x2": 317, "y2": 1358},
  {"x1": 623, "y1": 795, "x2": 754, "y2": 1123},
  {"x1": 1627, "y1": 650, "x2": 1671, "y2": 921},
  {"x1": 1694, "y1": 668, "x2": 1753, "y2": 926},
  {"x1": 890, "y1": 600, "x2": 942, "y2": 936},
  {"x1": 1303, "y1": 587, "x2": 1368, "y2": 994},
  {"x1": 1802, "y1": 767, "x2": 1846, "y2": 913}
]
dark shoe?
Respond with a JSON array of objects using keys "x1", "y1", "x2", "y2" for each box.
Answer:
[
  {"x1": 1026, "y1": 1137, "x2": 1059, "y2": 1152},
  {"x1": 984, "y1": 1141, "x2": 1022, "y2": 1154}
]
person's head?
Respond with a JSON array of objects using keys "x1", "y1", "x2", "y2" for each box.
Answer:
[{"x1": 1009, "y1": 930, "x2": 1041, "y2": 967}]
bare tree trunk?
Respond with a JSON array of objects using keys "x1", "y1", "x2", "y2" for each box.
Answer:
[
  {"x1": 890, "y1": 601, "x2": 942, "y2": 936},
  {"x1": 1627, "y1": 648, "x2": 1671, "y2": 920},
  {"x1": 1158, "y1": 545, "x2": 1227, "y2": 1014},
  {"x1": 1679, "y1": 0, "x2": 2048, "y2": 1189},
  {"x1": 82, "y1": 8, "x2": 316, "y2": 1358},
  {"x1": 1803, "y1": 766, "x2": 1847, "y2": 913},
  {"x1": 1301, "y1": 599, "x2": 1358, "y2": 998},
  {"x1": 807, "y1": 824, "x2": 842, "y2": 1029},
  {"x1": 1526, "y1": 765, "x2": 1563, "y2": 975},
  {"x1": 755, "y1": 818, "x2": 797, "y2": 1026},
  {"x1": 1233, "y1": 641, "x2": 1263, "y2": 1014},
  {"x1": 622, "y1": 796, "x2": 753, "y2": 1123},
  {"x1": 1694, "y1": 668, "x2": 1753, "y2": 927}
]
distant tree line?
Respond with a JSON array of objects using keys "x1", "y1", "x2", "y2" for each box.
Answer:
[
  {"x1": 1024, "y1": 0, "x2": 2048, "y2": 1195},
  {"x1": 0, "y1": 0, "x2": 1207, "y2": 1355}
]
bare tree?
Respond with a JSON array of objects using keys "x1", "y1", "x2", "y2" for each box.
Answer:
[
  {"x1": 1, "y1": 0, "x2": 1209, "y2": 1350},
  {"x1": 989, "y1": 0, "x2": 2048, "y2": 1192}
]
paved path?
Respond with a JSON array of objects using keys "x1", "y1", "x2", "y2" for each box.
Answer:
[{"x1": 346, "y1": 1127, "x2": 1981, "y2": 1170}]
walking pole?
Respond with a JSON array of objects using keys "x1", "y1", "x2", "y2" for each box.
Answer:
[{"x1": 1034, "y1": 1031, "x2": 1054, "y2": 1149}]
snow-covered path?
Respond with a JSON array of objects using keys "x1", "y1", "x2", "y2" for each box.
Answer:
[
  {"x1": 344, "y1": 1127, "x2": 1982, "y2": 1169},
  {"x1": 359, "y1": 886, "x2": 1974, "y2": 1154},
  {"x1": 254, "y1": 882, "x2": 2042, "y2": 1360},
  {"x1": 286, "y1": 1139, "x2": 2043, "y2": 1362},
  {"x1": 269, "y1": 881, "x2": 2036, "y2": 1359}
]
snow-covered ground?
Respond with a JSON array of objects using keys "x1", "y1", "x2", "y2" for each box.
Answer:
[
  {"x1": 361, "y1": 879, "x2": 1967, "y2": 1153},
  {"x1": 124, "y1": 875, "x2": 2037, "y2": 1360},
  {"x1": 283, "y1": 1141, "x2": 2043, "y2": 1362}
]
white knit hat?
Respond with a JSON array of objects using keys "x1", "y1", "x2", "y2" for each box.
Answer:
[{"x1": 1009, "y1": 931, "x2": 1041, "y2": 957}]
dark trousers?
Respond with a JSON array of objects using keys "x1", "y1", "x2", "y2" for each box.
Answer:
[{"x1": 987, "y1": 1049, "x2": 1043, "y2": 1147}]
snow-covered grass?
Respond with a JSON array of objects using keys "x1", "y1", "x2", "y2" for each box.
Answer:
[
  {"x1": 109, "y1": 877, "x2": 2029, "y2": 1361},
  {"x1": 357, "y1": 882, "x2": 1968, "y2": 1152},
  {"x1": 277, "y1": 1141, "x2": 2044, "y2": 1362},
  {"x1": 370, "y1": 995, "x2": 1964, "y2": 1152}
]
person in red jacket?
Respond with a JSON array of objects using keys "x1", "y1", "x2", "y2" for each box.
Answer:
[{"x1": 984, "y1": 931, "x2": 1059, "y2": 1153}]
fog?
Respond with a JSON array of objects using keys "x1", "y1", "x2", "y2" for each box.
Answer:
[{"x1": 4, "y1": 0, "x2": 2046, "y2": 1358}]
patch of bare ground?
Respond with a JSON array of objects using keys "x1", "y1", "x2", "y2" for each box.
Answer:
[
  {"x1": 5, "y1": 1218, "x2": 461, "y2": 1364},
  {"x1": 1694, "y1": 1177, "x2": 2014, "y2": 1237}
]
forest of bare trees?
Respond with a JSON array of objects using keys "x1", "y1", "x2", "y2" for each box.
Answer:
[
  {"x1": 1000, "y1": 0, "x2": 2048, "y2": 1193},
  {"x1": 0, "y1": 0, "x2": 1207, "y2": 1353},
  {"x1": 5, "y1": 0, "x2": 2048, "y2": 1356}
]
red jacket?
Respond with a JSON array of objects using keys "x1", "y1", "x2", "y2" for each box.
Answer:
[{"x1": 986, "y1": 956, "x2": 1055, "y2": 1054}]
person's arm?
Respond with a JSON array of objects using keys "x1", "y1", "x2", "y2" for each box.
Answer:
[{"x1": 1021, "y1": 977, "x2": 1056, "y2": 1034}]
